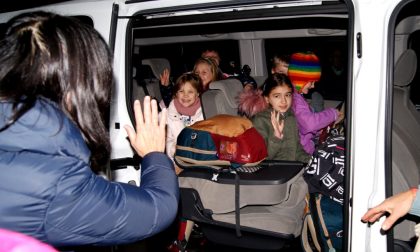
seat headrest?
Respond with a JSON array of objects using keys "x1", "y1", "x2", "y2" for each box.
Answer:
[
  {"x1": 209, "y1": 78, "x2": 243, "y2": 108},
  {"x1": 394, "y1": 49, "x2": 417, "y2": 87},
  {"x1": 141, "y1": 58, "x2": 171, "y2": 78},
  {"x1": 137, "y1": 65, "x2": 154, "y2": 80}
]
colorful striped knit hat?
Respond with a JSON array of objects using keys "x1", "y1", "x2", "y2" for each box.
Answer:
[{"x1": 288, "y1": 52, "x2": 321, "y2": 93}]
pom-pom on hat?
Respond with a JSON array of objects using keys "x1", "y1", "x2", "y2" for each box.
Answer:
[{"x1": 288, "y1": 52, "x2": 321, "y2": 93}]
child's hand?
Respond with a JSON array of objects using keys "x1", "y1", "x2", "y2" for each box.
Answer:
[
  {"x1": 334, "y1": 106, "x2": 345, "y2": 127},
  {"x1": 159, "y1": 68, "x2": 170, "y2": 86},
  {"x1": 271, "y1": 110, "x2": 284, "y2": 139}
]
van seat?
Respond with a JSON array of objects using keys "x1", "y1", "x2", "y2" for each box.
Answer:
[
  {"x1": 132, "y1": 79, "x2": 146, "y2": 105},
  {"x1": 142, "y1": 58, "x2": 171, "y2": 79},
  {"x1": 392, "y1": 49, "x2": 420, "y2": 241},
  {"x1": 140, "y1": 58, "x2": 171, "y2": 102},
  {"x1": 201, "y1": 78, "x2": 243, "y2": 118},
  {"x1": 253, "y1": 76, "x2": 267, "y2": 88}
]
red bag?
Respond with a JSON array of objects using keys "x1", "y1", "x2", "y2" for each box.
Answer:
[
  {"x1": 175, "y1": 115, "x2": 268, "y2": 169},
  {"x1": 210, "y1": 127, "x2": 267, "y2": 164}
]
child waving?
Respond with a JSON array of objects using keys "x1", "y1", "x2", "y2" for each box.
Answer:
[{"x1": 252, "y1": 73, "x2": 309, "y2": 163}]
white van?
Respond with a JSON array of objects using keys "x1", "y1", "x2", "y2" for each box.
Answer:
[{"x1": 1, "y1": 0, "x2": 420, "y2": 251}]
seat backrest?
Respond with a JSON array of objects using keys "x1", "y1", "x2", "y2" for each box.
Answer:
[
  {"x1": 392, "y1": 49, "x2": 420, "y2": 241},
  {"x1": 132, "y1": 79, "x2": 146, "y2": 105},
  {"x1": 201, "y1": 78, "x2": 244, "y2": 119},
  {"x1": 141, "y1": 58, "x2": 171, "y2": 79},
  {"x1": 394, "y1": 49, "x2": 417, "y2": 87},
  {"x1": 253, "y1": 75, "x2": 267, "y2": 88},
  {"x1": 140, "y1": 58, "x2": 171, "y2": 102}
]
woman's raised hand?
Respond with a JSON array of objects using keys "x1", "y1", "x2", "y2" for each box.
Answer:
[{"x1": 124, "y1": 96, "x2": 167, "y2": 157}]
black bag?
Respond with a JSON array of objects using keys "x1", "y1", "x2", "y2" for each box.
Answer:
[
  {"x1": 303, "y1": 133, "x2": 345, "y2": 204},
  {"x1": 301, "y1": 120, "x2": 345, "y2": 252}
]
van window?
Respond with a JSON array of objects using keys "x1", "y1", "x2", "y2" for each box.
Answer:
[
  {"x1": 389, "y1": 0, "x2": 420, "y2": 249},
  {"x1": 129, "y1": 4, "x2": 350, "y2": 110},
  {"x1": 127, "y1": 2, "x2": 351, "y2": 250},
  {"x1": 408, "y1": 30, "x2": 420, "y2": 108},
  {"x1": 136, "y1": 40, "x2": 240, "y2": 80}
]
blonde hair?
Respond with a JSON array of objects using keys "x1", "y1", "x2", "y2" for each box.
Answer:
[{"x1": 193, "y1": 57, "x2": 219, "y2": 83}]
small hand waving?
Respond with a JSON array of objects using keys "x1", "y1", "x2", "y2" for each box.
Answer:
[
  {"x1": 159, "y1": 68, "x2": 170, "y2": 86},
  {"x1": 271, "y1": 110, "x2": 284, "y2": 139}
]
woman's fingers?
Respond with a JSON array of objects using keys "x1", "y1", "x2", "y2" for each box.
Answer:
[
  {"x1": 160, "y1": 108, "x2": 168, "y2": 132},
  {"x1": 134, "y1": 99, "x2": 144, "y2": 132},
  {"x1": 124, "y1": 125, "x2": 136, "y2": 146},
  {"x1": 143, "y1": 96, "x2": 152, "y2": 125},
  {"x1": 124, "y1": 96, "x2": 166, "y2": 157},
  {"x1": 151, "y1": 98, "x2": 159, "y2": 126}
]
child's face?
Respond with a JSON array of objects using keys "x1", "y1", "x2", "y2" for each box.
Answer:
[
  {"x1": 176, "y1": 82, "x2": 199, "y2": 107},
  {"x1": 265, "y1": 85, "x2": 293, "y2": 113},
  {"x1": 300, "y1": 81, "x2": 315, "y2": 94},
  {"x1": 271, "y1": 61, "x2": 289, "y2": 75},
  {"x1": 194, "y1": 63, "x2": 213, "y2": 88}
]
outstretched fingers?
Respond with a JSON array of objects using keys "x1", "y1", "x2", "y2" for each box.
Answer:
[
  {"x1": 124, "y1": 96, "x2": 166, "y2": 157},
  {"x1": 142, "y1": 96, "x2": 151, "y2": 126},
  {"x1": 160, "y1": 107, "x2": 168, "y2": 132},
  {"x1": 151, "y1": 98, "x2": 159, "y2": 126}
]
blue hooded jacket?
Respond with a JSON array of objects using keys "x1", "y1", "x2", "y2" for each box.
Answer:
[{"x1": 0, "y1": 98, "x2": 179, "y2": 247}]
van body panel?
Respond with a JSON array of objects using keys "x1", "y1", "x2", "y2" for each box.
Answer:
[{"x1": 350, "y1": 1, "x2": 404, "y2": 251}]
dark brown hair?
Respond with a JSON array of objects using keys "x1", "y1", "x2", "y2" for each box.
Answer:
[
  {"x1": 262, "y1": 73, "x2": 294, "y2": 97},
  {"x1": 0, "y1": 11, "x2": 113, "y2": 172},
  {"x1": 172, "y1": 72, "x2": 203, "y2": 97}
]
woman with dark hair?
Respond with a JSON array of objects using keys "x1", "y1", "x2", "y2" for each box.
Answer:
[{"x1": 0, "y1": 11, "x2": 178, "y2": 247}]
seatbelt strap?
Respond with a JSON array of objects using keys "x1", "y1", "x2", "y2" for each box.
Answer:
[
  {"x1": 316, "y1": 195, "x2": 335, "y2": 251},
  {"x1": 233, "y1": 169, "x2": 242, "y2": 237}
]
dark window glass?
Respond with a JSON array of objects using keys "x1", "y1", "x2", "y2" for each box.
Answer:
[
  {"x1": 137, "y1": 40, "x2": 240, "y2": 80},
  {"x1": 408, "y1": 30, "x2": 420, "y2": 108},
  {"x1": 265, "y1": 37, "x2": 347, "y2": 101}
]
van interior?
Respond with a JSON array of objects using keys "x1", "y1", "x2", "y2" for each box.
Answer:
[
  {"x1": 126, "y1": 3, "x2": 349, "y2": 249},
  {"x1": 0, "y1": 0, "x2": 420, "y2": 251},
  {"x1": 122, "y1": 0, "x2": 420, "y2": 250}
]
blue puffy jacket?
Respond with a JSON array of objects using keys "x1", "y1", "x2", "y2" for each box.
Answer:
[{"x1": 0, "y1": 98, "x2": 179, "y2": 247}]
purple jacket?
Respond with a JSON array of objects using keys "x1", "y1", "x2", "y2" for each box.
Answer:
[{"x1": 292, "y1": 92, "x2": 338, "y2": 154}]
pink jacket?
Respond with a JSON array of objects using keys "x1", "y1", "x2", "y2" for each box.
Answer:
[
  {"x1": 292, "y1": 93, "x2": 338, "y2": 154},
  {"x1": 0, "y1": 229, "x2": 57, "y2": 252}
]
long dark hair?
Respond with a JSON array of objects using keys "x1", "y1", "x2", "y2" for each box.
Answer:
[{"x1": 0, "y1": 11, "x2": 113, "y2": 172}]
